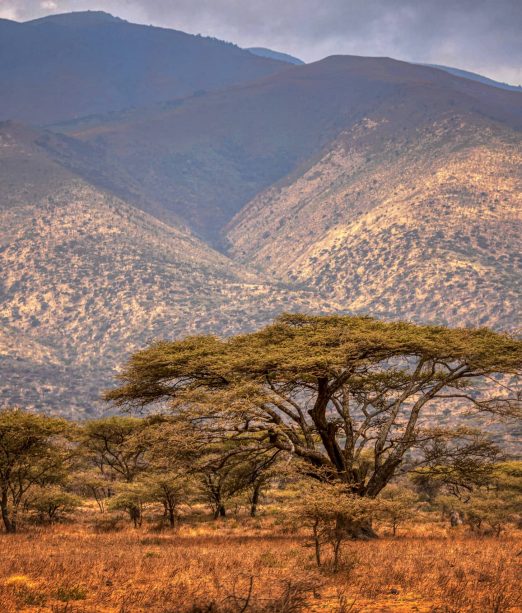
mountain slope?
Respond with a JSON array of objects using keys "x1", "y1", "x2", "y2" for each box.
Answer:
[
  {"x1": 51, "y1": 55, "x2": 522, "y2": 245},
  {"x1": 0, "y1": 12, "x2": 288, "y2": 124},
  {"x1": 1, "y1": 44, "x2": 521, "y2": 415},
  {"x1": 0, "y1": 122, "x2": 334, "y2": 415},
  {"x1": 247, "y1": 47, "x2": 305, "y2": 65},
  {"x1": 227, "y1": 112, "x2": 522, "y2": 329},
  {"x1": 424, "y1": 64, "x2": 522, "y2": 92}
]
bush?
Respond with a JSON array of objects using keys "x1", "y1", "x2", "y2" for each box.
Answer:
[
  {"x1": 26, "y1": 486, "x2": 82, "y2": 524},
  {"x1": 295, "y1": 482, "x2": 384, "y2": 571}
]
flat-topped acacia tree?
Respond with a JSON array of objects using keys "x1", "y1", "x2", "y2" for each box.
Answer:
[{"x1": 107, "y1": 314, "x2": 522, "y2": 499}]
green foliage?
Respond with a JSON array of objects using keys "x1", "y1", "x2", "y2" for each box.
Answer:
[
  {"x1": 0, "y1": 408, "x2": 71, "y2": 532},
  {"x1": 81, "y1": 416, "x2": 150, "y2": 483},
  {"x1": 378, "y1": 484, "x2": 418, "y2": 536},
  {"x1": 107, "y1": 315, "x2": 522, "y2": 404},
  {"x1": 0, "y1": 406, "x2": 520, "y2": 539},
  {"x1": 296, "y1": 481, "x2": 385, "y2": 570},
  {"x1": 26, "y1": 485, "x2": 82, "y2": 523},
  {"x1": 492, "y1": 461, "x2": 522, "y2": 493},
  {"x1": 108, "y1": 482, "x2": 149, "y2": 528},
  {"x1": 435, "y1": 460, "x2": 522, "y2": 535},
  {"x1": 106, "y1": 314, "x2": 521, "y2": 499},
  {"x1": 55, "y1": 585, "x2": 87, "y2": 602}
]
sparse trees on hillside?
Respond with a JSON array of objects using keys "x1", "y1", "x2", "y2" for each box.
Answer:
[{"x1": 106, "y1": 314, "x2": 522, "y2": 519}]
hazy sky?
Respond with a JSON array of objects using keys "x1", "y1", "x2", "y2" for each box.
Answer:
[{"x1": 1, "y1": 0, "x2": 521, "y2": 84}]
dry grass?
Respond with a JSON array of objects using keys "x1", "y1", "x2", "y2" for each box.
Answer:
[{"x1": 0, "y1": 516, "x2": 520, "y2": 612}]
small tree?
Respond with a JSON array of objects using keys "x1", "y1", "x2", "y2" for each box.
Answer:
[
  {"x1": 74, "y1": 470, "x2": 112, "y2": 513},
  {"x1": 449, "y1": 462, "x2": 522, "y2": 535},
  {"x1": 81, "y1": 416, "x2": 149, "y2": 484},
  {"x1": 109, "y1": 482, "x2": 148, "y2": 528},
  {"x1": 0, "y1": 408, "x2": 70, "y2": 533},
  {"x1": 140, "y1": 472, "x2": 189, "y2": 528},
  {"x1": 464, "y1": 491, "x2": 519, "y2": 536},
  {"x1": 140, "y1": 417, "x2": 200, "y2": 526},
  {"x1": 197, "y1": 442, "x2": 280, "y2": 519},
  {"x1": 297, "y1": 482, "x2": 383, "y2": 572},
  {"x1": 378, "y1": 484, "x2": 418, "y2": 536}
]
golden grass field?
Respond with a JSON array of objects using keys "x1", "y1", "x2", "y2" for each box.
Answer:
[{"x1": 0, "y1": 514, "x2": 521, "y2": 613}]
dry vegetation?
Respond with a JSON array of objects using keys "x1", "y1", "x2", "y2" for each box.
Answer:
[
  {"x1": 1, "y1": 515, "x2": 521, "y2": 612},
  {"x1": 0, "y1": 123, "x2": 333, "y2": 417},
  {"x1": 228, "y1": 116, "x2": 522, "y2": 331}
]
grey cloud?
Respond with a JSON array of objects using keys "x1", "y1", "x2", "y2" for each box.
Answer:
[{"x1": 1, "y1": 0, "x2": 520, "y2": 84}]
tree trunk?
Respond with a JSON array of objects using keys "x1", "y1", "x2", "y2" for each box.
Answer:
[
  {"x1": 167, "y1": 504, "x2": 176, "y2": 528},
  {"x1": 250, "y1": 482, "x2": 261, "y2": 518},
  {"x1": 332, "y1": 539, "x2": 342, "y2": 573},
  {"x1": 1, "y1": 490, "x2": 15, "y2": 534},
  {"x1": 94, "y1": 492, "x2": 105, "y2": 513},
  {"x1": 130, "y1": 505, "x2": 142, "y2": 528},
  {"x1": 212, "y1": 502, "x2": 227, "y2": 519}
]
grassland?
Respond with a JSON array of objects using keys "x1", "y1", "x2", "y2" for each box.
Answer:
[{"x1": 1, "y1": 513, "x2": 520, "y2": 612}]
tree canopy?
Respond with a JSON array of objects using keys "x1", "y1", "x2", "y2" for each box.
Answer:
[
  {"x1": 107, "y1": 314, "x2": 522, "y2": 498},
  {"x1": 0, "y1": 408, "x2": 70, "y2": 532}
]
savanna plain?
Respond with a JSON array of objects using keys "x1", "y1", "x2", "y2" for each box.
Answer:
[{"x1": 1, "y1": 510, "x2": 521, "y2": 613}]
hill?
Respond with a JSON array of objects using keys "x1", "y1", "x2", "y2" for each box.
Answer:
[
  {"x1": 0, "y1": 12, "x2": 288, "y2": 124},
  {"x1": 0, "y1": 122, "x2": 334, "y2": 415},
  {"x1": 0, "y1": 24, "x2": 521, "y2": 415},
  {"x1": 52, "y1": 55, "x2": 522, "y2": 245},
  {"x1": 227, "y1": 113, "x2": 522, "y2": 329},
  {"x1": 424, "y1": 64, "x2": 522, "y2": 92}
]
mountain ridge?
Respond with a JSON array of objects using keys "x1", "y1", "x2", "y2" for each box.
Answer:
[
  {"x1": 25, "y1": 10, "x2": 126, "y2": 25},
  {"x1": 247, "y1": 47, "x2": 305, "y2": 65},
  {"x1": 424, "y1": 63, "x2": 522, "y2": 92},
  {"x1": 47, "y1": 54, "x2": 522, "y2": 246},
  {"x1": 0, "y1": 13, "x2": 289, "y2": 124}
]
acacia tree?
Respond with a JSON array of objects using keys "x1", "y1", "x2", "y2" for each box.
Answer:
[
  {"x1": 138, "y1": 418, "x2": 199, "y2": 527},
  {"x1": 81, "y1": 416, "x2": 150, "y2": 485},
  {"x1": 0, "y1": 408, "x2": 71, "y2": 533},
  {"x1": 297, "y1": 482, "x2": 383, "y2": 570},
  {"x1": 433, "y1": 461, "x2": 522, "y2": 534},
  {"x1": 378, "y1": 484, "x2": 418, "y2": 536},
  {"x1": 197, "y1": 441, "x2": 280, "y2": 519},
  {"x1": 107, "y1": 314, "x2": 521, "y2": 512},
  {"x1": 79, "y1": 416, "x2": 152, "y2": 526}
]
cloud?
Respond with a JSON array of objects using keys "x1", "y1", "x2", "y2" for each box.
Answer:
[{"x1": 2, "y1": 0, "x2": 521, "y2": 84}]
